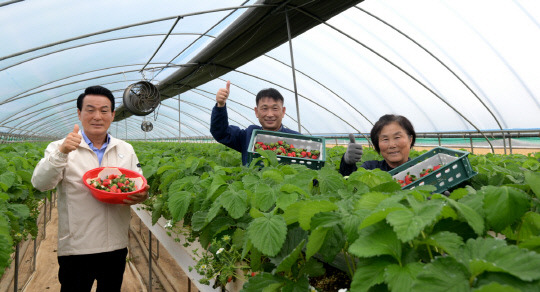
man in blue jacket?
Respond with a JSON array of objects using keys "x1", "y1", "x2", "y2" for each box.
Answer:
[{"x1": 210, "y1": 81, "x2": 300, "y2": 165}]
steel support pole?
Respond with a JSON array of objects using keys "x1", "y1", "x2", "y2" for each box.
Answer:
[
  {"x1": 509, "y1": 133, "x2": 513, "y2": 154},
  {"x1": 43, "y1": 197, "x2": 47, "y2": 239},
  {"x1": 285, "y1": 9, "x2": 301, "y2": 133},
  {"x1": 14, "y1": 244, "x2": 19, "y2": 292},
  {"x1": 33, "y1": 237, "x2": 37, "y2": 272},
  {"x1": 148, "y1": 230, "x2": 152, "y2": 291},
  {"x1": 178, "y1": 94, "x2": 182, "y2": 143}
]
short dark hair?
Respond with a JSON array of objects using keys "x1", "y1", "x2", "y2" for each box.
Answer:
[
  {"x1": 77, "y1": 85, "x2": 115, "y2": 112},
  {"x1": 370, "y1": 114, "x2": 416, "y2": 154},
  {"x1": 255, "y1": 88, "x2": 284, "y2": 105}
]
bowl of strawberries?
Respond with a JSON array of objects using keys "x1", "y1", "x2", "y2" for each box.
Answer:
[{"x1": 83, "y1": 167, "x2": 147, "y2": 204}]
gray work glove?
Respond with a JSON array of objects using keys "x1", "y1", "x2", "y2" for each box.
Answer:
[{"x1": 344, "y1": 134, "x2": 363, "y2": 165}]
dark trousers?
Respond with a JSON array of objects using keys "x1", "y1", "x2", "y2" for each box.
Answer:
[{"x1": 57, "y1": 248, "x2": 128, "y2": 292}]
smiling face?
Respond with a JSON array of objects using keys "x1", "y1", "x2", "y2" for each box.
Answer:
[
  {"x1": 254, "y1": 97, "x2": 286, "y2": 131},
  {"x1": 378, "y1": 121, "x2": 413, "y2": 168},
  {"x1": 78, "y1": 94, "x2": 115, "y2": 143}
]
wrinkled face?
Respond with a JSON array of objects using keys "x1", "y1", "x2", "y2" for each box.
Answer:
[
  {"x1": 254, "y1": 97, "x2": 286, "y2": 131},
  {"x1": 378, "y1": 122, "x2": 413, "y2": 168},
  {"x1": 78, "y1": 94, "x2": 115, "y2": 140}
]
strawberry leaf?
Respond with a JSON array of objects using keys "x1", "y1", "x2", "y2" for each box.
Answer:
[
  {"x1": 275, "y1": 239, "x2": 306, "y2": 273},
  {"x1": 349, "y1": 222, "x2": 402, "y2": 263},
  {"x1": 350, "y1": 256, "x2": 394, "y2": 291},
  {"x1": 458, "y1": 237, "x2": 540, "y2": 282},
  {"x1": 413, "y1": 256, "x2": 470, "y2": 291},
  {"x1": 316, "y1": 167, "x2": 345, "y2": 195},
  {"x1": 384, "y1": 262, "x2": 424, "y2": 292},
  {"x1": 240, "y1": 272, "x2": 283, "y2": 291},
  {"x1": 386, "y1": 201, "x2": 443, "y2": 242},
  {"x1": 262, "y1": 168, "x2": 284, "y2": 185},
  {"x1": 254, "y1": 183, "x2": 277, "y2": 212},
  {"x1": 220, "y1": 189, "x2": 247, "y2": 219},
  {"x1": 247, "y1": 213, "x2": 287, "y2": 257},
  {"x1": 305, "y1": 226, "x2": 328, "y2": 260},
  {"x1": 444, "y1": 197, "x2": 484, "y2": 235},
  {"x1": 516, "y1": 211, "x2": 540, "y2": 242},
  {"x1": 481, "y1": 186, "x2": 530, "y2": 232},
  {"x1": 420, "y1": 231, "x2": 464, "y2": 257},
  {"x1": 297, "y1": 200, "x2": 338, "y2": 230},
  {"x1": 474, "y1": 282, "x2": 520, "y2": 292},
  {"x1": 168, "y1": 180, "x2": 193, "y2": 222},
  {"x1": 0, "y1": 171, "x2": 16, "y2": 192},
  {"x1": 524, "y1": 171, "x2": 540, "y2": 199},
  {"x1": 348, "y1": 168, "x2": 394, "y2": 188}
]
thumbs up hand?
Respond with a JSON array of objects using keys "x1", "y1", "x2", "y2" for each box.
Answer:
[
  {"x1": 216, "y1": 80, "x2": 230, "y2": 107},
  {"x1": 344, "y1": 133, "x2": 363, "y2": 165},
  {"x1": 59, "y1": 124, "x2": 82, "y2": 154}
]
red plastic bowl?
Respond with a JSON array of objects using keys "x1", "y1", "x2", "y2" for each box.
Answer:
[{"x1": 82, "y1": 167, "x2": 147, "y2": 204}]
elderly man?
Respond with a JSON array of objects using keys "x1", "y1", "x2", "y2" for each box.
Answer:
[{"x1": 32, "y1": 85, "x2": 149, "y2": 291}]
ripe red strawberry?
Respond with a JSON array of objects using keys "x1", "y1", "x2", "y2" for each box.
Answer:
[
  {"x1": 227, "y1": 276, "x2": 232, "y2": 283},
  {"x1": 405, "y1": 174, "x2": 414, "y2": 184},
  {"x1": 278, "y1": 140, "x2": 283, "y2": 145},
  {"x1": 433, "y1": 164, "x2": 441, "y2": 170},
  {"x1": 311, "y1": 155, "x2": 318, "y2": 159}
]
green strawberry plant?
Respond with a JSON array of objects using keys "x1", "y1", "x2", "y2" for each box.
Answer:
[
  {"x1": 135, "y1": 143, "x2": 540, "y2": 291},
  {"x1": 0, "y1": 142, "x2": 50, "y2": 277}
]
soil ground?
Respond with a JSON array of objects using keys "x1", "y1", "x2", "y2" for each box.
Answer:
[{"x1": 0, "y1": 201, "x2": 199, "y2": 292}]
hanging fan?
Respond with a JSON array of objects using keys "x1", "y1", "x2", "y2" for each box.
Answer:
[
  {"x1": 141, "y1": 121, "x2": 153, "y2": 132},
  {"x1": 123, "y1": 81, "x2": 161, "y2": 116}
]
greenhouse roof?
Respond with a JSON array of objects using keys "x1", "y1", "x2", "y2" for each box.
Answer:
[{"x1": 1, "y1": 0, "x2": 539, "y2": 141}]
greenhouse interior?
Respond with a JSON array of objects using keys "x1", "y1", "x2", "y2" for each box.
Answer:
[{"x1": 1, "y1": 0, "x2": 539, "y2": 291}]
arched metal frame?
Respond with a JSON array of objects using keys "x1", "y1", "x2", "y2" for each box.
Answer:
[{"x1": 1, "y1": 1, "x2": 536, "y2": 155}]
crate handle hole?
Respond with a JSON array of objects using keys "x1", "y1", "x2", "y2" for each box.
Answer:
[
  {"x1": 419, "y1": 182, "x2": 424, "y2": 186},
  {"x1": 452, "y1": 165, "x2": 458, "y2": 169},
  {"x1": 436, "y1": 173, "x2": 442, "y2": 178},
  {"x1": 448, "y1": 177, "x2": 454, "y2": 182},
  {"x1": 444, "y1": 169, "x2": 450, "y2": 173},
  {"x1": 439, "y1": 182, "x2": 445, "y2": 186},
  {"x1": 456, "y1": 173, "x2": 461, "y2": 178}
]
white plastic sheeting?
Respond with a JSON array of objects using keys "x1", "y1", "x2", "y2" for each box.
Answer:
[{"x1": 1, "y1": 0, "x2": 539, "y2": 140}]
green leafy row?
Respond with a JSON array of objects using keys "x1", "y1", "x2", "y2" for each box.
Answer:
[
  {"x1": 0, "y1": 142, "x2": 49, "y2": 277},
  {"x1": 134, "y1": 142, "x2": 540, "y2": 291}
]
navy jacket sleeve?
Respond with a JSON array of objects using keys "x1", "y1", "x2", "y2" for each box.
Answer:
[
  {"x1": 339, "y1": 154, "x2": 358, "y2": 176},
  {"x1": 339, "y1": 155, "x2": 397, "y2": 176},
  {"x1": 210, "y1": 104, "x2": 246, "y2": 153}
]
